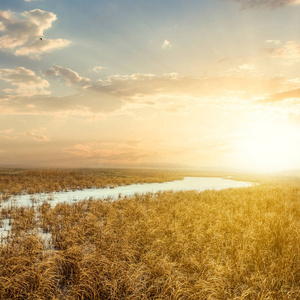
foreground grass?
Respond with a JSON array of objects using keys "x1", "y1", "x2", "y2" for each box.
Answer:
[{"x1": 0, "y1": 179, "x2": 299, "y2": 299}]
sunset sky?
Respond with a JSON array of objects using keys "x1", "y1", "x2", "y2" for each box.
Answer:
[{"x1": 1, "y1": 0, "x2": 300, "y2": 172}]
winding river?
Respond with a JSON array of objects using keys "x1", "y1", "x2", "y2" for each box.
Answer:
[
  {"x1": 0, "y1": 176, "x2": 254, "y2": 239},
  {"x1": 2, "y1": 176, "x2": 253, "y2": 209}
]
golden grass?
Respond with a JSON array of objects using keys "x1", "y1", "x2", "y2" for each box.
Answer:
[
  {"x1": 0, "y1": 170, "x2": 299, "y2": 299},
  {"x1": 0, "y1": 168, "x2": 185, "y2": 197}
]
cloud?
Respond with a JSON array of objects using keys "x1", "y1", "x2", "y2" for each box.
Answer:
[
  {"x1": 93, "y1": 66, "x2": 105, "y2": 73},
  {"x1": 0, "y1": 9, "x2": 56, "y2": 49},
  {"x1": 262, "y1": 41, "x2": 300, "y2": 63},
  {"x1": 15, "y1": 38, "x2": 71, "y2": 59},
  {"x1": 239, "y1": 64, "x2": 255, "y2": 70},
  {"x1": 0, "y1": 67, "x2": 50, "y2": 97},
  {"x1": 231, "y1": 0, "x2": 300, "y2": 8},
  {"x1": 162, "y1": 40, "x2": 172, "y2": 49},
  {"x1": 266, "y1": 40, "x2": 281, "y2": 45},
  {"x1": 1, "y1": 65, "x2": 291, "y2": 116},
  {"x1": 89, "y1": 72, "x2": 283, "y2": 99},
  {"x1": 63, "y1": 142, "x2": 154, "y2": 165},
  {"x1": 267, "y1": 88, "x2": 300, "y2": 102},
  {"x1": 0, "y1": 128, "x2": 18, "y2": 140},
  {"x1": 0, "y1": 9, "x2": 70, "y2": 58},
  {"x1": 1, "y1": 90, "x2": 124, "y2": 116},
  {"x1": 45, "y1": 65, "x2": 90, "y2": 87},
  {"x1": 24, "y1": 128, "x2": 50, "y2": 142}
]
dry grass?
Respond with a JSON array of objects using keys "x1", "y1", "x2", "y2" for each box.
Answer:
[
  {"x1": 0, "y1": 168, "x2": 185, "y2": 197},
  {"x1": 0, "y1": 169, "x2": 299, "y2": 299}
]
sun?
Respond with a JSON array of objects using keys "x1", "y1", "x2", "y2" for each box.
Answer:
[{"x1": 235, "y1": 118, "x2": 300, "y2": 172}]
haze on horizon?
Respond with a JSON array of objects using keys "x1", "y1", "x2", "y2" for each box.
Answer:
[{"x1": 1, "y1": 0, "x2": 300, "y2": 173}]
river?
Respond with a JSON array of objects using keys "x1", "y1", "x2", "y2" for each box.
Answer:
[{"x1": 1, "y1": 176, "x2": 253, "y2": 209}]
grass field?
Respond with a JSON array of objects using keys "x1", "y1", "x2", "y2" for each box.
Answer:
[{"x1": 0, "y1": 169, "x2": 299, "y2": 299}]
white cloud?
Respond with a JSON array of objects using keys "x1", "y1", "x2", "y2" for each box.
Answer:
[
  {"x1": 24, "y1": 128, "x2": 50, "y2": 142},
  {"x1": 107, "y1": 73, "x2": 156, "y2": 82},
  {"x1": 266, "y1": 40, "x2": 281, "y2": 45},
  {"x1": 15, "y1": 38, "x2": 71, "y2": 59},
  {"x1": 0, "y1": 67, "x2": 50, "y2": 97},
  {"x1": 162, "y1": 40, "x2": 172, "y2": 49},
  {"x1": 46, "y1": 66, "x2": 288, "y2": 101},
  {"x1": 1, "y1": 65, "x2": 293, "y2": 116},
  {"x1": 0, "y1": 9, "x2": 56, "y2": 49},
  {"x1": 45, "y1": 65, "x2": 90, "y2": 87},
  {"x1": 239, "y1": 64, "x2": 255, "y2": 70},
  {"x1": 93, "y1": 66, "x2": 105, "y2": 73},
  {"x1": 0, "y1": 9, "x2": 70, "y2": 58}
]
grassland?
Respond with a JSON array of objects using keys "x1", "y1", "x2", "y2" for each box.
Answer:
[
  {"x1": 0, "y1": 169, "x2": 299, "y2": 299},
  {"x1": 0, "y1": 168, "x2": 185, "y2": 199}
]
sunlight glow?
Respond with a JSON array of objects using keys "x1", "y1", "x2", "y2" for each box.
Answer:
[{"x1": 236, "y1": 119, "x2": 300, "y2": 172}]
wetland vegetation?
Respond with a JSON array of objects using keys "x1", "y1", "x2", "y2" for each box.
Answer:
[
  {"x1": 0, "y1": 168, "x2": 185, "y2": 200},
  {"x1": 0, "y1": 168, "x2": 299, "y2": 299}
]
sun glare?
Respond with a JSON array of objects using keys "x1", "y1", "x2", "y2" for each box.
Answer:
[{"x1": 236, "y1": 119, "x2": 300, "y2": 172}]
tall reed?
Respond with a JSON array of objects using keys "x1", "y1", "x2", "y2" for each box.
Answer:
[{"x1": 1, "y1": 177, "x2": 299, "y2": 299}]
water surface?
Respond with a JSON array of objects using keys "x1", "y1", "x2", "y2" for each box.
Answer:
[{"x1": 2, "y1": 177, "x2": 253, "y2": 209}]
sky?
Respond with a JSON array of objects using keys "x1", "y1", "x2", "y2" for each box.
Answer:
[{"x1": 1, "y1": 0, "x2": 300, "y2": 172}]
